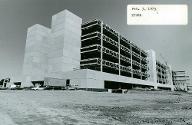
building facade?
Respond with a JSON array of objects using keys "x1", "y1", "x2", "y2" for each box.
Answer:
[
  {"x1": 22, "y1": 10, "x2": 174, "y2": 90},
  {"x1": 147, "y1": 50, "x2": 173, "y2": 90},
  {"x1": 172, "y1": 71, "x2": 190, "y2": 91},
  {"x1": 81, "y1": 19, "x2": 148, "y2": 80},
  {"x1": 22, "y1": 10, "x2": 82, "y2": 86}
]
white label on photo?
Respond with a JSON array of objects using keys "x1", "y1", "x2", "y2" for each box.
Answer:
[{"x1": 127, "y1": 5, "x2": 188, "y2": 25}]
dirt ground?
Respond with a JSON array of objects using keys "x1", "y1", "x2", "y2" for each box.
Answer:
[{"x1": 1, "y1": 90, "x2": 192, "y2": 125}]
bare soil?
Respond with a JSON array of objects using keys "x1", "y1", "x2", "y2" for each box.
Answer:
[{"x1": 0, "y1": 90, "x2": 192, "y2": 125}]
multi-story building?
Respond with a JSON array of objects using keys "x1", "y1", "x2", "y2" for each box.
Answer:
[
  {"x1": 22, "y1": 10, "x2": 82, "y2": 87},
  {"x1": 22, "y1": 9, "x2": 174, "y2": 91},
  {"x1": 156, "y1": 61, "x2": 169, "y2": 84},
  {"x1": 172, "y1": 71, "x2": 190, "y2": 91},
  {"x1": 147, "y1": 50, "x2": 173, "y2": 90},
  {"x1": 81, "y1": 19, "x2": 148, "y2": 80}
]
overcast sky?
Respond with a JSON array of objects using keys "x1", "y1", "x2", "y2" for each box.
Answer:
[{"x1": 0, "y1": 0, "x2": 191, "y2": 82}]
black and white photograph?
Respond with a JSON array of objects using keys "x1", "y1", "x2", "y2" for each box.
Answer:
[{"x1": 0, "y1": 0, "x2": 192, "y2": 124}]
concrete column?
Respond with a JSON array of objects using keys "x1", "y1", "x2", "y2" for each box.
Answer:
[
  {"x1": 130, "y1": 44, "x2": 133, "y2": 77},
  {"x1": 167, "y1": 65, "x2": 174, "y2": 91},
  {"x1": 118, "y1": 34, "x2": 120, "y2": 75},
  {"x1": 140, "y1": 49, "x2": 142, "y2": 79},
  {"x1": 147, "y1": 49, "x2": 158, "y2": 89},
  {"x1": 100, "y1": 21, "x2": 103, "y2": 72}
]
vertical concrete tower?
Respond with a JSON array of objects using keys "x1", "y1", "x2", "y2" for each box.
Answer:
[
  {"x1": 47, "y1": 10, "x2": 82, "y2": 77},
  {"x1": 147, "y1": 49, "x2": 158, "y2": 89},
  {"x1": 147, "y1": 49, "x2": 174, "y2": 90},
  {"x1": 22, "y1": 24, "x2": 51, "y2": 86},
  {"x1": 22, "y1": 10, "x2": 82, "y2": 86},
  {"x1": 167, "y1": 65, "x2": 174, "y2": 88}
]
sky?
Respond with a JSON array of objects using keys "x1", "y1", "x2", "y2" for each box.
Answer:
[{"x1": 0, "y1": 0, "x2": 191, "y2": 82}]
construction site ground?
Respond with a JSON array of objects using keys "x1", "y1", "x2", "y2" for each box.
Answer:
[{"x1": 0, "y1": 90, "x2": 192, "y2": 125}]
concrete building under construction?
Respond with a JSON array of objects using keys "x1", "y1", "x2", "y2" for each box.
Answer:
[
  {"x1": 172, "y1": 71, "x2": 190, "y2": 91},
  {"x1": 81, "y1": 20, "x2": 148, "y2": 79},
  {"x1": 22, "y1": 9, "x2": 174, "y2": 90}
]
